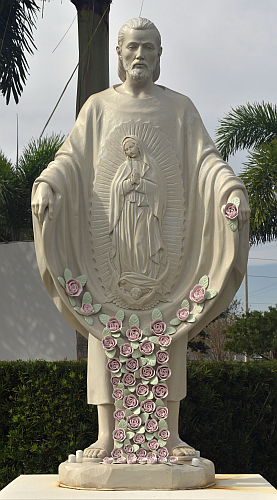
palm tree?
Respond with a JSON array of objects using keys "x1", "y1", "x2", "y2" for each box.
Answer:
[{"x1": 216, "y1": 102, "x2": 277, "y2": 244}]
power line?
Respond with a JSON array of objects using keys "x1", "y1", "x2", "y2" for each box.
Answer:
[
  {"x1": 249, "y1": 257, "x2": 277, "y2": 261},
  {"x1": 52, "y1": 15, "x2": 77, "y2": 53},
  {"x1": 248, "y1": 275, "x2": 277, "y2": 279}
]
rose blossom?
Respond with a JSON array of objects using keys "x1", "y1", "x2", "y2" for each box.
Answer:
[
  {"x1": 158, "y1": 429, "x2": 170, "y2": 440},
  {"x1": 112, "y1": 428, "x2": 126, "y2": 442},
  {"x1": 156, "y1": 350, "x2": 169, "y2": 364},
  {"x1": 147, "y1": 452, "x2": 157, "y2": 464},
  {"x1": 111, "y1": 448, "x2": 122, "y2": 459},
  {"x1": 103, "y1": 457, "x2": 113, "y2": 464},
  {"x1": 135, "y1": 383, "x2": 149, "y2": 397},
  {"x1": 123, "y1": 394, "x2": 138, "y2": 410},
  {"x1": 80, "y1": 303, "x2": 94, "y2": 315},
  {"x1": 112, "y1": 388, "x2": 123, "y2": 400},
  {"x1": 126, "y1": 358, "x2": 139, "y2": 372},
  {"x1": 133, "y1": 433, "x2": 145, "y2": 445},
  {"x1": 127, "y1": 453, "x2": 137, "y2": 464},
  {"x1": 147, "y1": 439, "x2": 159, "y2": 451},
  {"x1": 223, "y1": 202, "x2": 239, "y2": 220},
  {"x1": 106, "y1": 317, "x2": 122, "y2": 332},
  {"x1": 126, "y1": 415, "x2": 142, "y2": 430},
  {"x1": 158, "y1": 457, "x2": 167, "y2": 463},
  {"x1": 124, "y1": 444, "x2": 134, "y2": 454},
  {"x1": 159, "y1": 335, "x2": 172, "y2": 347},
  {"x1": 102, "y1": 336, "x2": 117, "y2": 351},
  {"x1": 156, "y1": 365, "x2": 171, "y2": 381},
  {"x1": 136, "y1": 448, "x2": 147, "y2": 459},
  {"x1": 150, "y1": 319, "x2": 167, "y2": 336},
  {"x1": 106, "y1": 358, "x2": 122, "y2": 373},
  {"x1": 152, "y1": 383, "x2": 168, "y2": 399},
  {"x1": 139, "y1": 340, "x2": 154, "y2": 355},
  {"x1": 65, "y1": 278, "x2": 83, "y2": 296},
  {"x1": 113, "y1": 409, "x2": 125, "y2": 421},
  {"x1": 126, "y1": 325, "x2": 142, "y2": 342},
  {"x1": 120, "y1": 343, "x2": 134, "y2": 357},
  {"x1": 117, "y1": 456, "x2": 127, "y2": 463},
  {"x1": 189, "y1": 285, "x2": 206, "y2": 304},
  {"x1": 158, "y1": 447, "x2": 169, "y2": 459},
  {"x1": 140, "y1": 365, "x2": 155, "y2": 380},
  {"x1": 122, "y1": 373, "x2": 136, "y2": 386},
  {"x1": 110, "y1": 376, "x2": 121, "y2": 386},
  {"x1": 145, "y1": 419, "x2": 158, "y2": 433},
  {"x1": 176, "y1": 307, "x2": 189, "y2": 321},
  {"x1": 140, "y1": 399, "x2": 156, "y2": 414},
  {"x1": 168, "y1": 456, "x2": 178, "y2": 463},
  {"x1": 155, "y1": 406, "x2": 169, "y2": 420}
]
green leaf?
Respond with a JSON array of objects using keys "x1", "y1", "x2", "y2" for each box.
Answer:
[
  {"x1": 116, "y1": 310, "x2": 125, "y2": 322},
  {"x1": 199, "y1": 275, "x2": 209, "y2": 288},
  {"x1": 158, "y1": 419, "x2": 168, "y2": 430},
  {"x1": 137, "y1": 426, "x2": 145, "y2": 434},
  {"x1": 142, "y1": 379, "x2": 149, "y2": 385},
  {"x1": 152, "y1": 308, "x2": 163, "y2": 321},
  {"x1": 123, "y1": 438, "x2": 130, "y2": 446},
  {"x1": 229, "y1": 218, "x2": 238, "y2": 231},
  {"x1": 139, "y1": 357, "x2": 148, "y2": 366},
  {"x1": 145, "y1": 353, "x2": 156, "y2": 367},
  {"x1": 68, "y1": 296, "x2": 76, "y2": 307},
  {"x1": 117, "y1": 383, "x2": 124, "y2": 389},
  {"x1": 64, "y1": 268, "x2": 72, "y2": 281},
  {"x1": 121, "y1": 365, "x2": 128, "y2": 374},
  {"x1": 186, "y1": 315, "x2": 196, "y2": 323},
  {"x1": 206, "y1": 289, "x2": 218, "y2": 300},
  {"x1": 84, "y1": 316, "x2": 93, "y2": 326},
  {"x1": 135, "y1": 369, "x2": 141, "y2": 378},
  {"x1": 148, "y1": 391, "x2": 153, "y2": 399},
  {"x1": 130, "y1": 341, "x2": 139, "y2": 349},
  {"x1": 125, "y1": 409, "x2": 132, "y2": 418},
  {"x1": 121, "y1": 327, "x2": 128, "y2": 335},
  {"x1": 150, "y1": 375, "x2": 158, "y2": 385},
  {"x1": 155, "y1": 399, "x2": 165, "y2": 407},
  {"x1": 142, "y1": 327, "x2": 151, "y2": 337},
  {"x1": 133, "y1": 444, "x2": 139, "y2": 452},
  {"x1": 119, "y1": 354, "x2": 127, "y2": 363},
  {"x1": 129, "y1": 314, "x2": 140, "y2": 327},
  {"x1": 74, "y1": 306, "x2": 81, "y2": 314},
  {"x1": 114, "y1": 440, "x2": 123, "y2": 448},
  {"x1": 58, "y1": 276, "x2": 65, "y2": 288},
  {"x1": 76, "y1": 275, "x2": 87, "y2": 286},
  {"x1": 221, "y1": 204, "x2": 226, "y2": 214},
  {"x1": 181, "y1": 299, "x2": 190, "y2": 309},
  {"x1": 82, "y1": 292, "x2": 92, "y2": 304},
  {"x1": 92, "y1": 304, "x2": 101, "y2": 314},
  {"x1": 116, "y1": 370, "x2": 122, "y2": 378},
  {"x1": 133, "y1": 406, "x2": 141, "y2": 415},
  {"x1": 145, "y1": 431, "x2": 153, "y2": 440},
  {"x1": 115, "y1": 399, "x2": 123, "y2": 408},
  {"x1": 230, "y1": 196, "x2": 240, "y2": 207},
  {"x1": 129, "y1": 386, "x2": 136, "y2": 393},
  {"x1": 105, "y1": 348, "x2": 116, "y2": 359},
  {"x1": 142, "y1": 442, "x2": 149, "y2": 450},
  {"x1": 112, "y1": 332, "x2": 121, "y2": 338},
  {"x1": 123, "y1": 389, "x2": 130, "y2": 397},
  {"x1": 141, "y1": 413, "x2": 148, "y2": 423},
  {"x1": 164, "y1": 326, "x2": 176, "y2": 335},
  {"x1": 149, "y1": 336, "x2": 159, "y2": 344},
  {"x1": 99, "y1": 314, "x2": 110, "y2": 325},
  {"x1": 139, "y1": 395, "x2": 146, "y2": 403},
  {"x1": 158, "y1": 438, "x2": 167, "y2": 447},
  {"x1": 117, "y1": 337, "x2": 125, "y2": 347},
  {"x1": 170, "y1": 318, "x2": 181, "y2": 326},
  {"x1": 118, "y1": 419, "x2": 127, "y2": 430},
  {"x1": 102, "y1": 327, "x2": 111, "y2": 337},
  {"x1": 196, "y1": 303, "x2": 205, "y2": 314},
  {"x1": 132, "y1": 349, "x2": 141, "y2": 359},
  {"x1": 126, "y1": 431, "x2": 135, "y2": 440}
]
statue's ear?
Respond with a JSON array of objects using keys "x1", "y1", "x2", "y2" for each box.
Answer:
[
  {"x1": 158, "y1": 46, "x2": 163, "y2": 57},
  {"x1": 116, "y1": 45, "x2": 122, "y2": 58}
]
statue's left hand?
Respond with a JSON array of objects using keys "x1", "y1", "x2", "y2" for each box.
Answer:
[
  {"x1": 31, "y1": 182, "x2": 54, "y2": 225},
  {"x1": 228, "y1": 189, "x2": 250, "y2": 232}
]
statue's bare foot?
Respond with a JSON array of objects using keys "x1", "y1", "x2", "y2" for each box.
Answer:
[
  {"x1": 83, "y1": 438, "x2": 113, "y2": 459},
  {"x1": 167, "y1": 436, "x2": 196, "y2": 457}
]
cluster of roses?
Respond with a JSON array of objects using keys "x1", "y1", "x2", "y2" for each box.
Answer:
[
  {"x1": 101, "y1": 311, "x2": 178, "y2": 465},
  {"x1": 171, "y1": 276, "x2": 218, "y2": 323}
]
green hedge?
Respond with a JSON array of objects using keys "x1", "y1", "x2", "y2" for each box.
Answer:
[{"x1": 0, "y1": 360, "x2": 276, "y2": 490}]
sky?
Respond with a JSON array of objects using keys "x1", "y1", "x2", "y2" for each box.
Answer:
[{"x1": 1, "y1": 0, "x2": 277, "y2": 312}]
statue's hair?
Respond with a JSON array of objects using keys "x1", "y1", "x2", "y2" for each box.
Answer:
[{"x1": 117, "y1": 17, "x2": 161, "y2": 83}]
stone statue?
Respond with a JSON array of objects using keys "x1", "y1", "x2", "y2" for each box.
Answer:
[{"x1": 31, "y1": 17, "x2": 250, "y2": 466}]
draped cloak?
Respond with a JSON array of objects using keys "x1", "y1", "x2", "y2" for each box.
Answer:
[{"x1": 32, "y1": 86, "x2": 249, "y2": 403}]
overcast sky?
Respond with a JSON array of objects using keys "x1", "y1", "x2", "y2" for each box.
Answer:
[{"x1": 1, "y1": 0, "x2": 277, "y2": 311}]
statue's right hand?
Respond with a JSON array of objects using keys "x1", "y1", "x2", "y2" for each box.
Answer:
[{"x1": 31, "y1": 182, "x2": 54, "y2": 225}]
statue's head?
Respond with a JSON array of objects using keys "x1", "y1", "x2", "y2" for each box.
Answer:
[
  {"x1": 117, "y1": 17, "x2": 162, "y2": 83},
  {"x1": 122, "y1": 137, "x2": 140, "y2": 158}
]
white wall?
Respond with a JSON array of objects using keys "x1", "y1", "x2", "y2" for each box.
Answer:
[{"x1": 0, "y1": 242, "x2": 76, "y2": 361}]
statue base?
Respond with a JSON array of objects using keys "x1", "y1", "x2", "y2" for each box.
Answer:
[{"x1": 58, "y1": 458, "x2": 215, "y2": 490}]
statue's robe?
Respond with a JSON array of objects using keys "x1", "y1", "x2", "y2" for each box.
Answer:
[{"x1": 32, "y1": 86, "x2": 249, "y2": 404}]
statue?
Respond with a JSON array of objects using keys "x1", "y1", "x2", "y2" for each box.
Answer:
[{"x1": 31, "y1": 17, "x2": 250, "y2": 471}]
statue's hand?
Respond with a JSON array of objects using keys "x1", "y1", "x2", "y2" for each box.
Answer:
[
  {"x1": 228, "y1": 189, "x2": 250, "y2": 232},
  {"x1": 131, "y1": 170, "x2": 140, "y2": 185},
  {"x1": 31, "y1": 182, "x2": 54, "y2": 225}
]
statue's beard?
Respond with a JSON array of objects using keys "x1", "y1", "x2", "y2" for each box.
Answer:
[{"x1": 123, "y1": 60, "x2": 155, "y2": 81}]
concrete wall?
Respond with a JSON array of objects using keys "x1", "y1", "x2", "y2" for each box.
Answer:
[{"x1": 0, "y1": 242, "x2": 76, "y2": 361}]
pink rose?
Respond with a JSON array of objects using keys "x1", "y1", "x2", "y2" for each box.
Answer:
[
  {"x1": 133, "y1": 433, "x2": 145, "y2": 445},
  {"x1": 122, "y1": 373, "x2": 136, "y2": 386},
  {"x1": 136, "y1": 448, "x2": 147, "y2": 459},
  {"x1": 176, "y1": 307, "x2": 189, "y2": 321},
  {"x1": 150, "y1": 319, "x2": 167, "y2": 336},
  {"x1": 152, "y1": 383, "x2": 168, "y2": 399},
  {"x1": 145, "y1": 419, "x2": 158, "y2": 433},
  {"x1": 103, "y1": 457, "x2": 113, "y2": 464},
  {"x1": 124, "y1": 444, "x2": 134, "y2": 454},
  {"x1": 112, "y1": 428, "x2": 126, "y2": 442},
  {"x1": 168, "y1": 456, "x2": 178, "y2": 463},
  {"x1": 110, "y1": 376, "x2": 120, "y2": 386},
  {"x1": 102, "y1": 336, "x2": 117, "y2": 351},
  {"x1": 119, "y1": 343, "x2": 134, "y2": 357},
  {"x1": 106, "y1": 358, "x2": 122, "y2": 373},
  {"x1": 127, "y1": 453, "x2": 137, "y2": 464},
  {"x1": 140, "y1": 365, "x2": 155, "y2": 380},
  {"x1": 158, "y1": 429, "x2": 170, "y2": 440},
  {"x1": 126, "y1": 326, "x2": 142, "y2": 342},
  {"x1": 80, "y1": 303, "x2": 94, "y2": 315},
  {"x1": 158, "y1": 447, "x2": 169, "y2": 459},
  {"x1": 106, "y1": 317, "x2": 122, "y2": 332},
  {"x1": 159, "y1": 335, "x2": 172, "y2": 347},
  {"x1": 158, "y1": 457, "x2": 167, "y2": 463},
  {"x1": 113, "y1": 409, "x2": 125, "y2": 421},
  {"x1": 223, "y1": 202, "x2": 239, "y2": 220},
  {"x1": 156, "y1": 350, "x2": 169, "y2": 364},
  {"x1": 189, "y1": 285, "x2": 206, "y2": 304},
  {"x1": 156, "y1": 365, "x2": 171, "y2": 381},
  {"x1": 112, "y1": 388, "x2": 123, "y2": 400},
  {"x1": 126, "y1": 358, "x2": 139, "y2": 372},
  {"x1": 136, "y1": 383, "x2": 149, "y2": 397},
  {"x1": 65, "y1": 278, "x2": 83, "y2": 296},
  {"x1": 147, "y1": 439, "x2": 159, "y2": 451},
  {"x1": 126, "y1": 415, "x2": 141, "y2": 430},
  {"x1": 140, "y1": 399, "x2": 156, "y2": 414},
  {"x1": 147, "y1": 452, "x2": 157, "y2": 464},
  {"x1": 139, "y1": 340, "x2": 154, "y2": 355},
  {"x1": 111, "y1": 448, "x2": 122, "y2": 459},
  {"x1": 123, "y1": 394, "x2": 138, "y2": 410},
  {"x1": 155, "y1": 406, "x2": 169, "y2": 420},
  {"x1": 116, "y1": 456, "x2": 127, "y2": 463}
]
